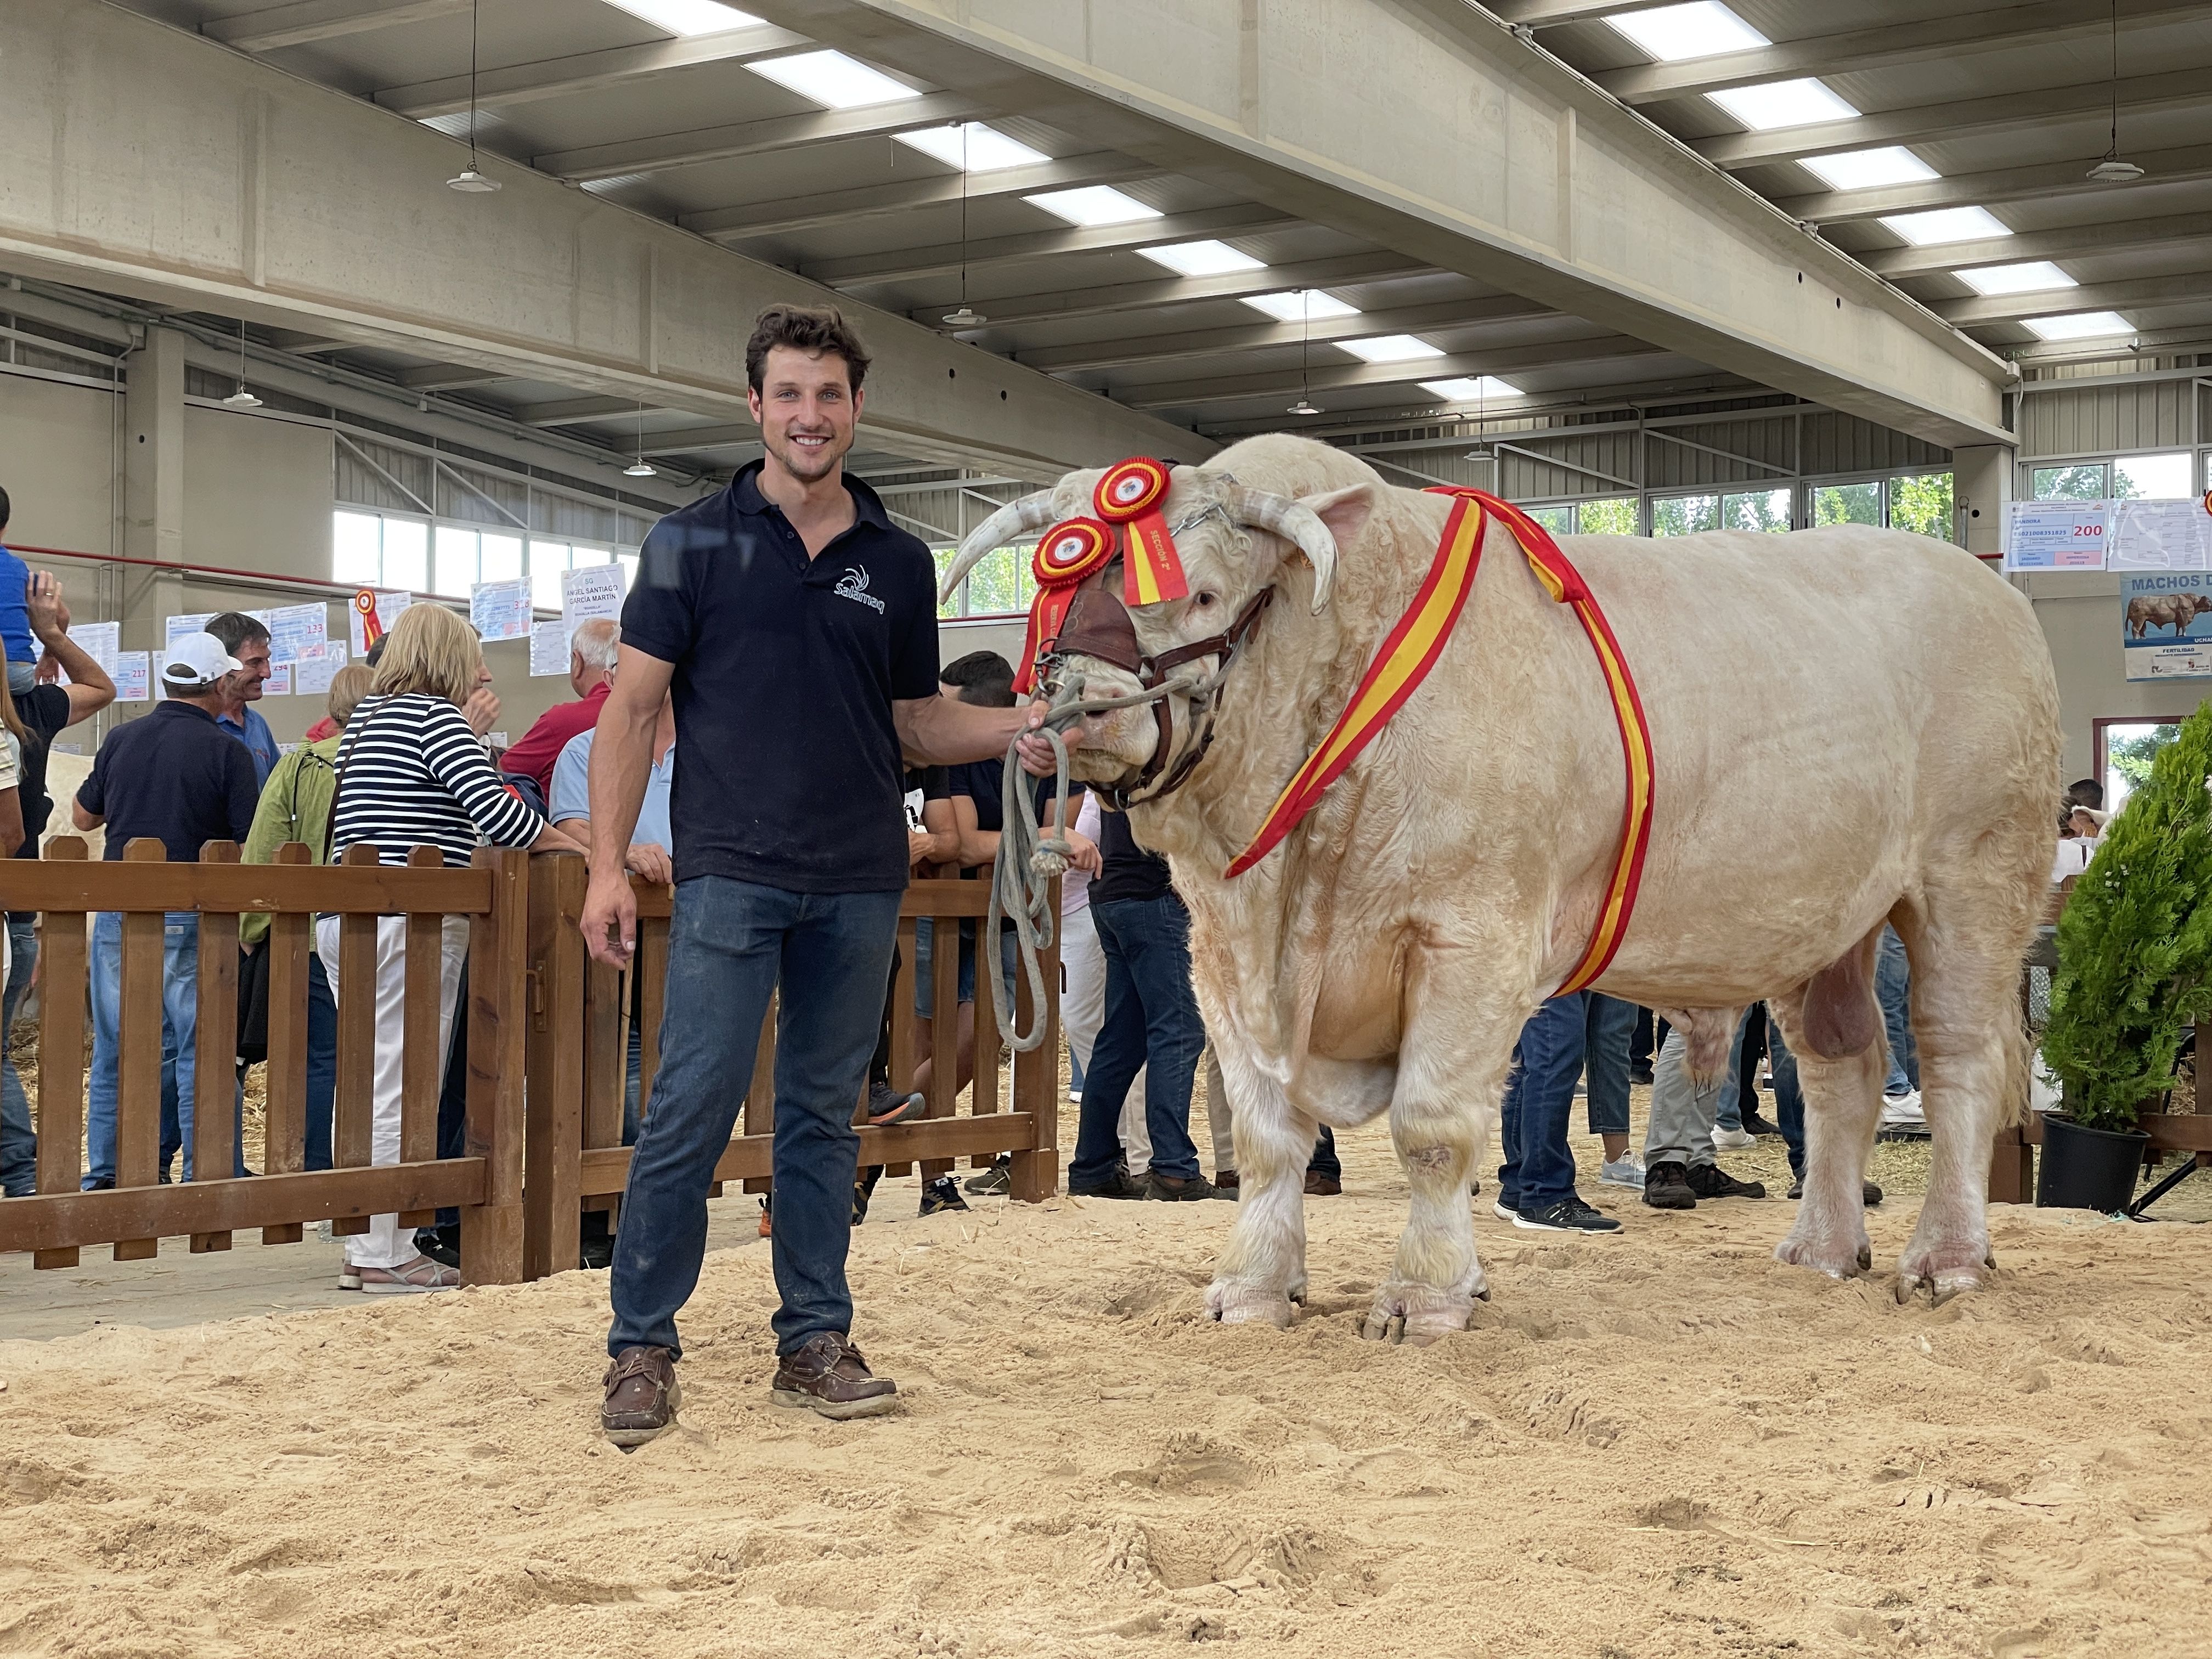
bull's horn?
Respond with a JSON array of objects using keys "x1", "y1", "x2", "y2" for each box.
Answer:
[
  {"x1": 939, "y1": 491, "x2": 1058, "y2": 603},
  {"x1": 1228, "y1": 484, "x2": 1338, "y2": 613}
]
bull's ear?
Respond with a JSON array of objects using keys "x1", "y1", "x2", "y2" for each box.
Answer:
[{"x1": 1298, "y1": 484, "x2": 1372, "y2": 553}]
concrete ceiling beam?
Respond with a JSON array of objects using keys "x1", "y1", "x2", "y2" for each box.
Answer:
[
  {"x1": 204, "y1": 0, "x2": 467, "y2": 54},
  {"x1": 1017, "y1": 296, "x2": 1555, "y2": 376},
  {"x1": 377, "y1": 24, "x2": 813, "y2": 120},
  {"x1": 1932, "y1": 269, "x2": 2212, "y2": 329},
  {"x1": 1781, "y1": 143, "x2": 2212, "y2": 225},
  {"x1": 534, "y1": 92, "x2": 979, "y2": 184},
  {"x1": 686, "y1": 154, "x2": 1155, "y2": 242},
  {"x1": 1861, "y1": 211, "x2": 2212, "y2": 280},
  {"x1": 1126, "y1": 335, "x2": 1663, "y2": 412},
  {"x1": 922, "y1": 253, "x2": 1434, "y2": 330},
  {"x1": 807, "y1": 207, "x2": 1299, "y2": 287}
]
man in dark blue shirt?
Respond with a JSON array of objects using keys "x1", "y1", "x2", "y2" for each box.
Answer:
[
  {"x1": 72, "y1": 631, "x2": 261, "y2": 1188},
  {"x1": 586, "y1": 306, "x2": 1043, "y2": 1440}
]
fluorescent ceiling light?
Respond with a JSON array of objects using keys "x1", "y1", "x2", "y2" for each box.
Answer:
[
  {"x1": 1879, "y1": 206, "x2": 2012, "y2": 246},
  {"x1": 2024, "y1": 311, "x2": 2134, "y2": 341},
  {"x1": 602, "y1": 0, "x2": 760, "y2": 33},
  {"x1": 1136, "y1": 240, "x2": 1265, "y2": 277},
  {"x1": 1956, "y1": 261, "x2": 2077, "y2": 297},
  {"x1": 1421, "y1": 376, "x2": 1523, "y2": 400},
  {"x1": 1338, "y1": 335, "x2": 1446, "y2": 364},
  {"x1": 1707, "y1": 78, "x2": 1859, "y2": 131},
  {"x1": 746, "y1": 49, "x2": 917, "y2": 109},
  {"x1": 1799, "y1": 147, "x2": 1939, "y2": 190},
  {"x1": 1240, "y1": 290, "x2": 1360, "y2": 322},
  {"x1": 1609, "y1": 2, "x2": 1767, "y2": 60},
  {"x1": 893, "y1": 122, "x2": 1047, "y2": 172},
  {"x1": 1024, "y1": 186, "x2": 1161, "y2": 226}
]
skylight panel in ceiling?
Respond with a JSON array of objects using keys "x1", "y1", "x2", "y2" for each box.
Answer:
[
  {"x1": 893, "y1": 123, "x2": 1048, "y2": 172},
  {"x1": 1879, "y1": 207, "x2": 2012, "y2": 246},
  {"x1": 1338, "y1": 335, "x2": 1446, "y2": 364},
  {"x1": 746, "y1": 50, "x2": 918, "y2": 109},
  {"x1": 1240, "y1": 291, "x2": 1361, "y2": 322},
  {"x1": 1799, "y1": 148, "x2": 1939, "y2": 191},
  {"x1": 1136, "y1": 241, "x2": 1266, "y2": 277},
  {"x1": 1421, "y1": 376, "x2": 1523, "y2": 400},
  {"x1": 1956, "y1": 262, "x2": 2076, "y2": 297},
  {"x1": 1024, "y1": 187, "x2": 1161, "y2": 226},
  {"x1": 1608, "y1": 2, "x2": 1767, "y2": 60},
  {"x1": 2024, "y1": 312, "x2": 2133, "y2": 341},
  {"x1": 1707, "y1": 79, "x2": 1859, "y2": 131},
  {"x1": 603, "y1": 0, "x2": 760, "y2": 33}
]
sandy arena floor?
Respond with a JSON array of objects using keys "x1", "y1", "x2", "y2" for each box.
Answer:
[{"x1": 5, "y1": 1122, "x2": 2212, "y2": 1659}]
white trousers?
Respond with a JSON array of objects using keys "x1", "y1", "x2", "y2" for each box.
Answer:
[
  {"x1": 315, "y1": 913, "x2": 469, "y2": 1269},
  {"x1": 1060, "y1": 903, "x2": 1152, "y2": 1173}
]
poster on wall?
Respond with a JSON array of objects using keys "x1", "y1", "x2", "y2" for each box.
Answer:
[
  {"x1": 470, "y1": 578, "x2": 533, "y2": 644},
  {"x1": 2004, "y1": 500, "x2": 2109, "y2": 571},
  {"x1": 348, "y1": 590, "x2": 412, "y2": 656},
  {"x1": 561, "y1": 564, "x2": 624, "y2": 633},
  {"x1": 2121, "y1": 572, "x2": 2212, "y2": 680},
  {"x1": 165, "y1": 612, "x2": 216, "y2": 650},
  {"x1": 529, "y1": 619, "x2": 570, "y2": 677},
  {"x1": 2109, "y1": 500, "x2": 2212, "y2": 571},
  {"x1": 263, "y1": 602, "x2": 329, "y2": 663},
  {"x1": 263, "y1": 663, "x2": 294, "y2": 696},
  {"x1": 114, "y1": 651, "x2": 150, "y2": 702},
  {"x1": 294, "y1": 640, "x2": 347, "y2": 696}
]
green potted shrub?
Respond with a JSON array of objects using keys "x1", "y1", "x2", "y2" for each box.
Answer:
[{"x1": 2038, "y1": 700, "x2": 2212, "y2": 1210}]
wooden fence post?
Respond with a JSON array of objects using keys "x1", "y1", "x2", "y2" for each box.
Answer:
[
  {"x1": 462, "y1": 846, "x2": 528, "y2": 1284},
  {"x1": 190, "y1": 839, "x2": 240, "y2": 1253},
  {"x1": 523, "y1": 853, "x2": 584, "y2": 1281},
  {"x1": 31, "y1": 836, "x2": 89, "y2": 1269}
]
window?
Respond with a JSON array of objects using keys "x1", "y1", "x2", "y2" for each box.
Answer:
[
  {"x1": 2033, "y1": 464, "x2": 2107, "y2": 501},
  {"x1": 332, "y1": 510, "x2": 384, "y2": 585},
  {"x1": 529, "y1": 540, "x2": 572, "y2": 612},
  {"x1": 481, "y1": 532, "x2": 523, "y2": 584},
  {"x1": 1524, "y1": 505, "x2": 1574, "y2": 537},
  {"x1": 1721, "y1": 488, "x2": 1792, "y2": 533},
  {"x1": 1650, "y1": 494, "x2": 1719, "y2": 537},
  {"x1": 2101, "y1": 720, "x2": 2182, "y2": 814},
  {"x1": 1813, "y1": 482, "x2": 1881, "y2": 528},
  {"x1": 1576, "y1": 498, "x2": 1639, "y2": 535},
  {"x1": 1886, "y1": 472, "x2": 1954, "y2": 540},
  {"x1": 433, "y1": 526, "x2": 478, "y2": 598},
  {"x1": 2114, "y1": 452, "x2": 2192, "y2": 500},
  {"x1": 935, "y1": 544, "x2": 1035, "y2": 619}
]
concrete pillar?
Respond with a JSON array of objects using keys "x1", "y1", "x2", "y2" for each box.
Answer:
[
  {"x1": 1951, "y1": 442, "x2": 2014, "y2": 558},
  {"x1": 120, "y1": 325, "x2": 188, "y2": 670}
]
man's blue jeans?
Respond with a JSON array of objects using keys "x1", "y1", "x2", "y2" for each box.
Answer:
[
  {"x1": 86, "y1": 911, "x2": 246, "y2": 1187},
  {"x1": 1499, "y1": 993, "x2": 1587, "y2": 1212},
  {"x1": 0, "y1": 916, "x2": 39, "y2": 1195},
  {"x1": 1876, "y1": 927, "x2": 1918, "y2": 1096},
  {"x1": 1768, "y1": 1009, "x2": 1809, "y2": 1181},
  {"x1": 1070, "y1": 896, "x2": 1205, "y2": 1186},
  {"x1": 1583, "y1": 993, "x2": 1636, "y2": 1137},
  {"x1": 608, "y1": 877, "x2": 901, "y2": 1359}
]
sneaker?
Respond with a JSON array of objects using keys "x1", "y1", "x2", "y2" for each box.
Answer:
[
  {"x1": 1491, "y1": 1199, "x2": 1518, "y2": 1222},
  {"x1": 770, "y1": 1332, "x2": 897, "y2": 1421},
  {"x1": 1213, "y1": 1170, "x2": 1239, "y2": 1192},
  {"x1": 415, "y1": 1224, "x2": 461, "y2": 1268},
  {"x1": 758, "y1": 1196, "x2": 772, "y2": 1238},
  {"x1": 1881, "y1": 1090, "x2": 1925, "y2": 1125},
  {"x1": 602, "y1": 1344, "x2": 681, "y2": 1446},
  {"x1": 1739, "y1": 1108, "x2": 1784, "y2": 1138},
  {"x1": 867, "y1": 1084, "x2": 925, "y2": 1126},
  {"x1": 963, "y1": 1155, "x2": 1011, "y2": 1195},
  {"x1": 1147, "y1": 1171, "x2": 1221, "y2": 1201},
  {"x1": 853, "y1": 1164, "x2": 884, "y2": 1225},
  {"x1": 1786, "y1": 1176, "x2": 1884, "y2": 1206},
  {"x1": 1628, "y1": 1065, "x2": 1655, "y2": 1086},
  {"x1": 919, "y1": 1174, "x2": 970, "y2": 1215},
  {"x1": 1506, "y1": 1195, "x2": 1621, "y2": 1234},
  {"x1": 1685, "y1": 1163, "x2": 1766, "y2": 1200},
  {"x1": 1598, "y1": 1155, "x2": 1646, "y2": 1188},
  {"x1": 1711, "y1": 1124, "x2": 1757, "y2": 1150},
  {"x1": 1069, "y1": 1171, "x2": 1148, "y2": 1200},
  {"x1": 1303, "y1": 1171, "x2": 1341, "y2": 1196},
  {"x1": 1643, "y1": 1160, "x2": 1696, "y2": 1210}
]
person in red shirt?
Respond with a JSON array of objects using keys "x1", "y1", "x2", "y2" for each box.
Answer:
[{"x1": 498, "y1": 617, "x2": 621, "y2": 793}]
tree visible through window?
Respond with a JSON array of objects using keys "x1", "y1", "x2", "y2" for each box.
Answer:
[
  {"x1": 1814, "y1": 482, "x2": 1881, "y2": 527},
  {"x1": 1887, "y1": 472, "x2": 1954, "y2": 540},
  {"x1": 2033, "y1": 465, "x2": 2107, "y2": 501},
  {"x1": 1577, "y1": 498, "x2": 1638, "y2": 535}
]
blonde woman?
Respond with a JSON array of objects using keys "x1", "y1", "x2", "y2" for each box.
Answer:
[{"x1": 320, "y1": 606, "x2": 580, "y2": 1291}]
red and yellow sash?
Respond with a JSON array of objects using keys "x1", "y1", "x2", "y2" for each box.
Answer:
[{"x1": 1225, "y1": 486, "x2": 1654, "y2": 996}]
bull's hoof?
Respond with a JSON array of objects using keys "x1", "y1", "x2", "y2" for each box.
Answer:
[
  {"x1": 1206, "y1": 1279, "x2": 1296, "y2": 1329},
  {"x1": 1362, "y1": 1283, "x2": 1479, "y2": 1348},
  {"x1": 1773, "y1": 1227, "x2": 1872, "y2": 1280},
  {"x1": 1895, "y1": 1239, "x2": 1993, "y2": 1305}
]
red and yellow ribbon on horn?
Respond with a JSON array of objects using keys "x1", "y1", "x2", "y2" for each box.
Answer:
[
  {"x1": 1013, "y1": 516, "x2": 1115, "y2": 694},
  {"x1": 1095, "y1": 457, "x2": 1189, "y2": 607},
  {"x1": 1226, "y1": 486, "x2": 1654, "y2": 996}
]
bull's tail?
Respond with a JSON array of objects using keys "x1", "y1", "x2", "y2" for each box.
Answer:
[{"x1": 1997, "y1": 984, "x2": 2035, "y2": 1130}]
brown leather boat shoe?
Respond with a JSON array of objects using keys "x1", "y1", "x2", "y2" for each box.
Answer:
[
  {"x1": 601, "y1": 1344, "x2": 680, "y2": 1447},
  {"x1": 770, "y1": 1332, "x2": 899, "y2": 1420}
]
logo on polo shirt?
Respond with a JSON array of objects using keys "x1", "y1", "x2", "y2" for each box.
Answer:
[{"x1": 833, "y1": 566, "x2": 885, "y2": 614}]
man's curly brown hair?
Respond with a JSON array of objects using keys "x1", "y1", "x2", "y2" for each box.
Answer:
[{"x1": 745, "y1": 304, "x2": 872, "y2": 395}]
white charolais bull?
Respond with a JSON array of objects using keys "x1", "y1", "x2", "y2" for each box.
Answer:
[{"x1": 947, "y1": 435, "x2": 2059, "y2": 1341}]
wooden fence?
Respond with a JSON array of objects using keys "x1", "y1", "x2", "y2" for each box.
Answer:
[
  {"x1": 0, "y1": 837, "x2": 529, "y2": 1281},
  {"x1": 520, "y1": 852, "x2": 1060, "y2": 1280}
]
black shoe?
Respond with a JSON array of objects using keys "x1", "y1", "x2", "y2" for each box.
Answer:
[
  {"x1": 1786, "y1": 1176, "x2": 1884, "y2": 1206},
  {"x1": 415, "y1": 1225, "x2": 462, "y2": 1268},
  {"x1": 919, "y1": 1174, "x2": 969, "y2": 1216},
  {"x1": 1505, "y1": 1194, "x2": 1621, "y2": 1233},
  {"x1": 1685, "y1": 1163, "x2": 1766, "y2": 1200},
  {"x1": 1628, "y1": 1065, "x2": 1655, "y2": 1086},
  {"x1": 964, "y1": 1155, "x2": 1011, "y2": 1195},
  {"x1": 1644, "y1": 1160, "x2": 1696, "y2": 1210},
  {"x1": 1068, "y1": 1171, "x2": 1148, "y2": 1200},
  {"x1": 1147, "y1": 1171, "x2": 1222, "y2": 1201},
  {"x1": 853, "y1": 1164, "x2": 883, "y2": 1226},
  {"x1": 867, "y1": 1084, "x2": 924, "y2": 1126},
  {"x1": 1738, "y1": 1108, "x2": 1784, "y2": 1138}
]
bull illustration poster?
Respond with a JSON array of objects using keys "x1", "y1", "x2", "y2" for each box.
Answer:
[{"x1": 2121, "y1": 571, "x2": 2212, "y2": 679}]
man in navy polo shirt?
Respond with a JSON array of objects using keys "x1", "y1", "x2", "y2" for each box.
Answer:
[
  {"x1": 586, "y1": 305, "x2": 1044, "y2": 1441},
  {"x1": 73, "y1": 632, "x2": 261, "y2": 1188}
]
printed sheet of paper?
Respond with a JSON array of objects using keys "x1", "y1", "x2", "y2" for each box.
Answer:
[
  {"x1": 263, "y1": 602, "x2": 329, "y2": 663},
  {"x1": 529, "y1": 618, "x2": 571, "y2": 676},
  {"x1": 151, "y1": 650, "x2": 169, "y2": 699},
  {"x1": 263, "y1": 662, "x2": 294, "y2": 696},
  {"x1": 294, "y1": 640, "x2": 347, "y2": 696},
  {"x1": 114, "y1": 651, "x2": 151, "y2": 702},
  {"x1": 561, "y1": 563, "x2": 625, "y2": 632},
  {"x1": 2121, "y1": 571, "x2": 2212, "y2": 679},
  {"x1": 66, "y1": 621, "x2": 120, "y2": 674},
  {"x1": 470, "y1": 578, "x2": 534, "y2": 644},
  {"x1": 348, "y1": 590, "x2": 412, "y2": 655},
  {"x1": 2108, "y1": 499, "x2": 2212, "y2": 571},
  {"x1": 2004, "y1": 501, "x2": 2108, "y2": 571},
  {"x1": 165, "y1": 612, "x2": 216, "y2": 650}
]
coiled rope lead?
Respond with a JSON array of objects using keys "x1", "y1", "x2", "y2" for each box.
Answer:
[{"x1": 983, "y1": 669, "x2": 1218, "y2": 1052}]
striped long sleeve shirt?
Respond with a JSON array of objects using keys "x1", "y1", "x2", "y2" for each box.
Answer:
[{"x1": 329, "y1": 692, "x2": 544, "y2": 868}]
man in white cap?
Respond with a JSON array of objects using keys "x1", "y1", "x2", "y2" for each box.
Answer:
[{"x1": 72, "y1": 631, "x2": 263, "y2": 1187}]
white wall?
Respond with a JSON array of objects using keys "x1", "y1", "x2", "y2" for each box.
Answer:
[
  {"x1": 0, "y1": 374, "x2": 115, "y2": 554},
  {"x1": 2023, "y1": 570, "x2": 2212, "y2": 783}
]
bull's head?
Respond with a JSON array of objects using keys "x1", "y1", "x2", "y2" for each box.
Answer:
[{"x1": 939, "y1": 464, "x2": 1370, "y2": 799}]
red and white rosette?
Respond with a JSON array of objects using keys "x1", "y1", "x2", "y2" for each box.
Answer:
[
  {"x1": 1094, "y1": 457, "x2": 1189, "y2": 606},
  {"x1": 1014, "y1": 516, "x2": 1114, "y2": 693}
]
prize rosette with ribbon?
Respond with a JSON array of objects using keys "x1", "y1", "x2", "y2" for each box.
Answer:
[
  {"x1": 1014, "y1": 516, "x2": 1114, "y2": 693},
  {"x1": 1094, "y1": 457, "x2": 1189, "y2": 607}
]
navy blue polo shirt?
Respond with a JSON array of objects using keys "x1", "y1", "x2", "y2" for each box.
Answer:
[
  {"x1": 622, "y1": 461, "x2": 940, "y2": 893},
  {"x1": 76, "y1": 700, "x2": 260, "y2": 863}
]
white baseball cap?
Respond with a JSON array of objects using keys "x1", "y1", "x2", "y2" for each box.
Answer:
[{"x1": 162, "y1": 631, "x2": 244, "y2": 691}]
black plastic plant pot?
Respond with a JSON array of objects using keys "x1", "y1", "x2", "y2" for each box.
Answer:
[{"x1": 2036, "y1": 1114, "x2": 2151, "y2": 1212}]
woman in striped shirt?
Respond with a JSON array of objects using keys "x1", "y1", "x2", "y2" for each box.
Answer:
[{"x1": 321, "y1": 603, "x2": 582, "y2": 1292}]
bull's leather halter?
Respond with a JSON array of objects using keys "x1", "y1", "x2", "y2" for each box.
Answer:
[{"x1": 1040, "y1": 569, "x2": 1274, "y2": 810}]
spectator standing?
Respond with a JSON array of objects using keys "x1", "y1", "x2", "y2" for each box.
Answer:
[
  {"x1": 204, "y1": 612, "x2": 279, "y2": 786},
  {"x1": 0, "y1": 488, "x2": 39, "y2": 696},
  {"x1": 1494, "y1": 994, "x2": 1623, "y2": 1233},
  {"x1": 1049, "y1": 790, "x2": 1147, "y2": 1181},
  {"x1": 1875, "y1": 927, "x2": 1921, "y2": 1126},
  {"x1": 72, "y1": 634, "x2": 260, "y2": 1187},
  {"x1": 238, "y1": 664, "x2": 373, "y2": 1173},
  {"x1": 0, "y1": 575, "x2": 113, "y2": 1197},
  {"x1": 1763, "y1": 1012, "x2": 1883, "y2": 1209},
  {"x1": 320, "y1": 606, "x2": 578, "y2": 1291},
  {"x1": 500, "y1": 617, "x2": 620, "y2": 793},
  {"x1": 586, "y1": 304, "x2": 1034, "y2": 1440},
  {"x1": 1641, "y1": 1013, "x2": 1768, "y2": 1210}
]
